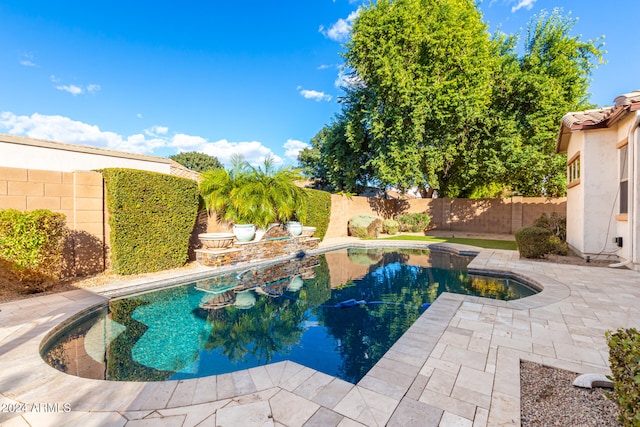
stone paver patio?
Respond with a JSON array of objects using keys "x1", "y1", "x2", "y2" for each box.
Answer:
[{"x1": 1, "y1": 241, "x2": 639, "y2": 426}]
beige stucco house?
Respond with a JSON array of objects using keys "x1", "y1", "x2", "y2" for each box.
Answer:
[
  {"x1": 0, "y1": 134, "x2": 198, "y2": 180},
  {"x1": 556, "y1": 90, "x2": 640, "y2": 270}
]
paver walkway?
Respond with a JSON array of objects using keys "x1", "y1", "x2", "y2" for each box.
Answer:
[{"x1": 1, "y1": 242, "x2": 639, "y2": 426}]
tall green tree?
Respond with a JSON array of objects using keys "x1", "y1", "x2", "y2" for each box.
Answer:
[
  {"x1": 343, "y1": 0, "x2": 498, "y2": 197},
  {"x1": 494, "y1": 8, "x2": 605, "y2": 196},
  {"x1": 301, "y1": 4, "x2": 605, "y2": 198},
  {"x1": 169, "y1": 151, "x2": 222, "y2": 172},
  {"x1": 300, "y1": 87, "x2": 376, "y2": 193}
]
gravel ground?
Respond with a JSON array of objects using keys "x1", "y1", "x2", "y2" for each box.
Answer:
[
  {"x1": 520, "y1": 361, "x2": 620, "y2": 426},
  {"x1": 0, "y1": 262, "x2": 201, "y2": 304}
]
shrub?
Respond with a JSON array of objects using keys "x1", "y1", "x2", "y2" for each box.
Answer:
[
  {"x1": 396, "y1": 212, "x2": 431, "y2": 233},
  {"x1": 606, "y1": 328, "x2": 640, "y2": 426},
  {"x1": 0, "y1": 209, "x2": 67, "y2": 291},
  {"x1": 347, "y1": 247, "x2": 383, "y2": 265},
  {"x1": 382, "y1": 219, "x2": 399, "y2": 235},
  {"x1": 534, "y1": 212, "x2": 567, "y2": 241},
  {"x1": 304, "y1": 188, "x2": 331, "y2": 241},
  {"x1": 102, "y1": 168, "x2": 199, "y2": 275},
  {"x1": 515, "y1": 226, "x2": 553, "y2": 258},
  {"x1": 548, "y1": 235, "x2": 569, "y2": 256},
  {"x1": 348, "y1": 214, "x2": 382, "y2": 238}
]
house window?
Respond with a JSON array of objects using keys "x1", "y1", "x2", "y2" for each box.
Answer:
[
  {"x1": 567, "y1": 152, "x2": 580, "y2": 188},
  {"x1": 620, "y1": 144, "x2": 628, "y2": 214}
]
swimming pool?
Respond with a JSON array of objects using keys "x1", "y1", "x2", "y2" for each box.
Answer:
[{"x1": 41, "y1": 247, "x2": 536, "y2": 383}]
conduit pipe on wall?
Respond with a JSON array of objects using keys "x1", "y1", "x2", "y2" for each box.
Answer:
[{"x1": 609, "y1": 113, "x2": 640, "y2": 269}]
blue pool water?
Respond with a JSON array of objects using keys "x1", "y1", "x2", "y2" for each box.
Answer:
[{"x1": 41, "y1": 248, "x2": 536, "y2": 383}]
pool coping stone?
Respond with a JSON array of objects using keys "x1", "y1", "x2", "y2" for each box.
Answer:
[{"x1": 1, "y1": 239, "x2": 639, "y2": 426}]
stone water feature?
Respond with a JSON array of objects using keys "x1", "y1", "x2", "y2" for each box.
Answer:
[{"x1": 195, "y1": 224, "x2": 319, "y2": 268}]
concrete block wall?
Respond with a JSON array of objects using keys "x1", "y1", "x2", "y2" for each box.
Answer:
[
  {"x1": 324, "y1": 195, "x2": 566, "y2": 238},
  {"x1": 0, "y1": 166, "x2": 105, "y2": 277}
]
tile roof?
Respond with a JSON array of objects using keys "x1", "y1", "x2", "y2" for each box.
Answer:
[{"x1": 556, "y1": 90, "x2": 640, "y2": 153}]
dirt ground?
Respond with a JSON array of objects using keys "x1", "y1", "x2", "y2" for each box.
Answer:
[{"x1": 0, "y1": 262, "x2": 201, "y2": 304}]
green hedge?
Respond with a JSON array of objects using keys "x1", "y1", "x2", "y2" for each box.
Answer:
[
  {"x1": 304, "y1": 188, "x2": 331, "y2": 241},
  {"x1": 396, "y1": 213, "x2": 431, "y2": 233},
  {"x1": 606, "y1": 328, "x2": 640, "y2": 426},
  {"x1": 515, "y1": 226, "x2": 553, "y2": 258},
  {"x1": 102, "y1": 168, "x2": 199, "y2": 275},
  {"x1": 0, "y1": 209, "x2": 67, "y2": 290}
]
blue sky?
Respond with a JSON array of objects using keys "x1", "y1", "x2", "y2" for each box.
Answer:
[{"x1": 1, "y1": 0, "x2": 637, "y2": 167}]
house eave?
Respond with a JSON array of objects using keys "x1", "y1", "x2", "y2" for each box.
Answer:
[{"x1": 556, "y1": 90, "x2": 640, "y2": 153}]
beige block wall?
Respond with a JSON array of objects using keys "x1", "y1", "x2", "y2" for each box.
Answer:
[
  {"x1": 324, "y1": 194, "x2": 566, "y2": 238},
  {"x1": 520, "y1": 197, "x2": 567, "y2": 228},
  {"x1": 0, "y1": 166, "x2": 105, "y2": 277}
]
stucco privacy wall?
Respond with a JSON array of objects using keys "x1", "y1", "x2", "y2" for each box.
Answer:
[
  {"x1": 0, "y1": 166, "x2": 105, "y2": 276},
  {"x1": 324, "y1": 194, "x2": 566, "y2": 238}
]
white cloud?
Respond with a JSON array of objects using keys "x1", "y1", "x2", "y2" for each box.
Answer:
[
  {"x1": 0, "y1": 111, "x2": 283, "y2": 166},
  {"x1": 334, "y1": 68, "x2": 364, "y2": 89},
  {"x1": 511, "y1": 0, "x2": 536, "y2": 12},
  {"x1": 297, "y1": 86, "x2": 332, "y2": 102},
  {"x1": 19, "y1": 53, "x2": 37, "y2": 67},
  {"x1": 50, "y1": 76, "x2": 101, "y2": 96},
  {"x1": 321, "y1": 10, "x2": 360, "y2": 42},
  {"x1": 283, "y1": 139, "x2": 309, "y2": 161},
  {"x1": 137, "y1": 113, "x2": 144, "y2": 119},
  {"x1": 145, "y1": 125, "x2": 169, "y2": 136},
  {"x1": 0, "y1": 111, "x2": 164, "y2": 153},
  {"x1": 56, "y1": 84, "x2": 83, "y2": 96}
]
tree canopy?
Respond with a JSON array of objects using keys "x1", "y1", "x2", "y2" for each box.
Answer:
[
  {"x1": 299, "y1": 2, "x2": 604, "y2": 197},
  {"x1": 169, "y1": 151, "x2": 223, "y2": 172}
]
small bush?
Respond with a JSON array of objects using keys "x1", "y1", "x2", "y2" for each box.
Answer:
[
  {"x1": 348, "y1": 214, "x2": 382, "y2": 238},
  {"x1": 515, "y1": 227, "x2": 553, "y2": 258},
  {"x1": 396, "y1": 213, "x2": 431, "y2": 233},
  {"x1": 304, "y1": 188, "x2": 331, "y2": 241},
  {"x1": 0, "y1": 209, "x2": 67, "y2": 291},
  {"x1": 548, "y1": 235, "x2": 569, "y2": 256},
  {"x1": 382, "y1": 219, "x2": 399, "y2": 235},
  {"x1": 534, "y1": 212, "x2": 567, "y2": 241},
  {"x1": 606, "y1": 328, "x2": 640, "y2": 426}
]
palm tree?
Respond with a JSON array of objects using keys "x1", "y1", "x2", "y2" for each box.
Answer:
[
  {"x1": 200, "y1": 155, "x2": 308, "y2": 229},
  {"x1": 200, "y1": 154, "x2": 251, "y2": 224}
]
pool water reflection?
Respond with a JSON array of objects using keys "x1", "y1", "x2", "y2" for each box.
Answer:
[{"x1": 42, "y1": 248, "x2": 536, "y2": 383}]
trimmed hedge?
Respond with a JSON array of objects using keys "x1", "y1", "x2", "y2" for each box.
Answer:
[
  {"x1": 304, "y1": 188, "x2": 331, "y2": 241},
  {"x1": 103, "y1": 168, "x2": 199, "y2": 275},
  {"x1": 515, "y1": 226, "x2": 553, "y2": 258},
  {"x1": 0, "y1": 209, "x2": 67, "y2": 290},
  {"x1": 348, "y1": 214, "x2": 382, "y2": 238},
  {"x1": 396, "y1": 212, "x2": 431, "y2": 233},
  {"x1": 382, "y1": 219, "x2": 399, "y2": 235},
  {"x1": 606, "y1": 328, "x2": 640, "y2": 426}
]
